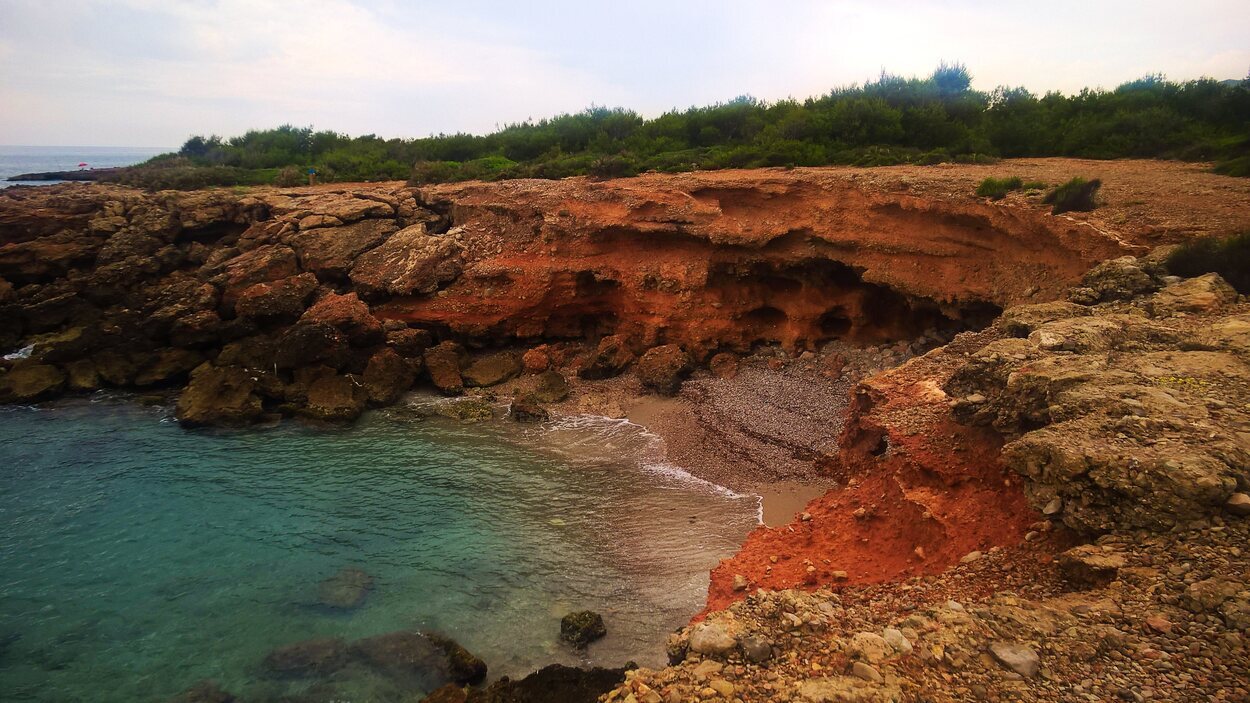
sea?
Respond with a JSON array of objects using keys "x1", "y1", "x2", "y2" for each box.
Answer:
[
  {"x1": 0, "y1": 394, "x2": 760, "y2": 702},
  {"x1": 0, "y1": 146, "x2": 171, "y2": 188}
]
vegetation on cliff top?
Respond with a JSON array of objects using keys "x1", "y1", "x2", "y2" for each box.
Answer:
[{"x1": 104, "y1": 64, "x2": 1250, "y2": 189}]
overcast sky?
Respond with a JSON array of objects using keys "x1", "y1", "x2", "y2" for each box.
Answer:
[{"x1": 1, "y1": 0, "x2": 1247, "y2": 147}]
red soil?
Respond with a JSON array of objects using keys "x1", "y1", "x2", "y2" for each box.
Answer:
[{"x1": 704, "y1": 327, "x2": 1039, "y2": 612}]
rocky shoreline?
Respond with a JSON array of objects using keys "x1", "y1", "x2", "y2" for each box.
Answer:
[{"x1": 2, "y1": 160, "x2": 1249, "y2": 702}]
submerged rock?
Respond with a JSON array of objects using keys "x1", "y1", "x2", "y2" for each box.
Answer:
[
  {"x1": 437, "y1": 398, "x2": 495, "y2": 422},
  {"x1": 509, "y1": 393, "x2": 549, "y2": 422},
  {"x1": 351, "y1": 630, "x2": 486, "y2": 687},
  {"x1": 166, "y1": 680, "x2": 236, "y2": 703},
  {"x1": 423, "y1": 663, "x2": 629, "y2": 703},
  {"x1": 263, "y1": 636, "x2": 350, "y2": 676},
  {"x1": 317, "y1": 567, "x2": 374, "y2": 609},
  {"x1": 559, "y1": 610, "x2": 607, "y2": 648}
]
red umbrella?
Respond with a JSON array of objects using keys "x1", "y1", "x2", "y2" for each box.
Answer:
[{"x1": 77, "y1": 162, "x2": 89, "y2": 169}]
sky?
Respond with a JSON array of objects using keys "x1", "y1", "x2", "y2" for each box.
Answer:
[{"x1": 1, "y1": 0, "x2": 1248, "y2": 147}]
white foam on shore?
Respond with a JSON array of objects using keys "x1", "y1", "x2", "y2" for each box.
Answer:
[
  {"x1": 3, "y1": 344, "x2": 33, "y2": 361},
  {"x1": 544, "y1": 414, "x2": 765, "y2": 521}
]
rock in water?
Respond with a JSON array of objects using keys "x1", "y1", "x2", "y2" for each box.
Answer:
[
  {"x1": 175, "y1": 364, "x2": 263, "y2": 427},
  {"x1": 423, "y1": 663, "x2": 628, "y2": 703},
  {"x1": 636, "y1": 344, "x2": 693, "y2": 395},
  {"x1": 351, "y1": 630, "x2": 486, "y2": 687},
  {"x1": 509, "y1": 393, "x2": 549, "y2": 422},
  {"x1": 560, "y1": 610, "x2": 607, "y2": 648},
  {"x1": 166, "y1": 680, "x2": 236, "y2": 703},
  {"x1": 0, "y1": 362, "x2": 65, "y2": 403},
  {"x1": 989, "y1": 641, "x2": 1040, "y2": 678},
  {"x1": 531, "y1": 370, "x2": 570, "y2": 402},
  {"x1": 363, "y1": 347, "x2": 417, "y2": 405},
  {"x1": 262, "y1": 637, "x2": 349, "y2": 676},
  {"x1": 317, "y1": 567, "x2": 373, "y2": 609},
  {"x1": 423, "y1": 341, "x2": 465, "y2": 395}
]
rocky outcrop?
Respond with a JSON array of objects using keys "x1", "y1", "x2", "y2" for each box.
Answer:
[{"x1": 175, "y1": 364, "x2": 263, "y2": 427}]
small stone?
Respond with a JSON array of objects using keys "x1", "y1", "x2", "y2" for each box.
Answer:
[
  {"x1": 708, "y1": 679, "x2": 734, "y2": 697},
  {"x1": 960, "y1": 551, "x2": 983, "y2": 564},
  {"x1": 689, "y1": 622, "x2": 738, "y2": 657},
  {"x1": 739, "y1": 634, "x2": 773, "y2": 663},
  {"x1": 848, "y1": 632, "x2": 892, "y2": 663},
  {"x1": 1145, "y1": 616, "x2": 1173, "y2": 634},
  {"x1": 832, "y1": 570, "x2": 849, "y2": 580},
  {"x1": 732, "y1": 574, "x2": 749, "y2": 591},
  {"x1": 882, "y1": 628, "x2": 912, "y2": 655},
  {"x1": 1226, "y1": 493, "x2": 1250, "y2": 516},
  {"x1": 800, "y1": 512, "x2": 813, "y2": 521},
  {"x1": 989, "y1": 642, "x2": 1040, "y2": 678},
  {"x1": 850, "y1": 661, "x2": 882, "y2": 683},
  {"x1": 1042, "y1": 497, "x2": 1063, "y2": 515}
]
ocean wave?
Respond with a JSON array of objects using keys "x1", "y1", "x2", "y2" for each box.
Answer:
[{"x1": 544, "y1": 413, "x2": 760, "y2": 508}]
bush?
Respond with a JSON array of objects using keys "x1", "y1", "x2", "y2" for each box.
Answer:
[
  {"x1": 975, "y1": 176, "x2": 1023, "y2": 199},
  {"x1": 1021, "y1": 180, "x2": 1048, "y2": 190},
  {"x1": 1166, "y1": 232, "x2": 1250, "y2": 293},
  {"x1": 275, "y1": 166, "x2": 304, "y2": 187},
  {"x1": 1043, "y1": 177, "x2": 1101, "y2": 214}
]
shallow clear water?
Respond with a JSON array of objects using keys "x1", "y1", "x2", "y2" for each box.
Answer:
[
  {"x1": 0, "y1": 396, "x2": 759, "y2": 702},
  {"x1": 0, "y1": 146, "x2": 170, "y2": 188}
]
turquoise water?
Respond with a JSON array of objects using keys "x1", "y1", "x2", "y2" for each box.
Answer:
[
  {"x1": 0, "y1": 146, "x2": 170, "y2": 188},
  {"x1": 0, "y1": 396, "x2": 759, "y2": 702}
]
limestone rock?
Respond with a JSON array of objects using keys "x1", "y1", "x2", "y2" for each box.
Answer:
[
  {"x1": 210, "y1": 244, "x2": 300, "y2": 306},
  {"x1": 847, "y1": 632, "x2": 891, "y2": 664},
  {"x1": 299, "y1": 291, "x2": 385, "y2": 347},
  {"x1": 387, "y1": 327, "x2": 433, "y2": 358},
  {"x1": 275, "y1": 322, "x2": 351, "y2": 371},
  {"x1": 462, "y1": 351, "x2": 522, "y2": 388},
  {"x1": 233, "y1": 272, "x2": 318, "y2": 321},
  {"x1": 509, "y1": 393, "x2": 549, "y2": 422},
  {"x1": 988, "y1": 641, "x2": 1040, "y2": 678},
  {"x1": 1070, "y1": 256, "x2": 1159, "y2": 304},
  {"x1": 349, "y1": 225, "x2": 464, "y2": 297},
  {"x1": 1058, "y1": 545, "x2": 1126, "y2": 588},
  {"x1": 578, "y1": 335, "x2": 634, "y2": 380},
  {"x1": 175, "y1": 364, "x2": 263, "y2": 427},
  {"x1": 291, "y1": 218, "x2": 397, "y2": 278},
  {"x1": 436, "y1": 398, "x2": 494, "y2": 422},
  {"x1": 0, "y1": 362, "x2": 65, "y2": 403},
  {"x1": 636, "y1": 344, "x2": 693, "y2": 395},
  {"x1": 133, "y1": 348, "x2": 204, "y2": 387},
  {"x1": 530, "y1": 370, "x2": 570, "y2": 403},
  {"x1": 709, "y1": 352, "x2": 739, "y2": 379},
  {"x1": 687, "y1": 621, "x2": 738, "y2": 657},
  {"x1": 1149, "y1": 272, "x2": 1237, "y2": 316},
  {"x1": 362, "y1": 347, "x2": 417, "y2": 405},
  {"x1": 300, "y1": 373, "x2": 368, "y2": 422},
  {"x1": 423, "y1": 341, "x2": 465, "y2": 395},
  {"x1": 740, "y1": 634, "x2": 773, "y2": 663},
  {"x1": 1227, "y1": 493, "x2": 1250, "y2": 516},
  {"x1": 559, "y1": 610, "x2": 607, "y2": 648},
  {"x1": 998, "y1": 301, "x2": 1091, "y2": 337}
]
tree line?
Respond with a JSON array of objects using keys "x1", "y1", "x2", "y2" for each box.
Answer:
[{"x1": 109, "y1": 64, "x2": 1250, "y2": 189}]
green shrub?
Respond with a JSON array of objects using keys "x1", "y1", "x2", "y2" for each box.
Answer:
[
  {"x1": 975, "y1": 176, "x2": 1023, "y2": 199},
  {"x1": 1043, "y1": 177, "x2": 1101, "y2": 214},
  {"x1": 1166, "y1": 232, "x2": 1250, "y2": 293},
  {"x1": 1021, "y1": 180, "x2": 1048, "y2": 190},
  {"x1": 275, "y1": 166, "x2": 304, "y2": 187}
]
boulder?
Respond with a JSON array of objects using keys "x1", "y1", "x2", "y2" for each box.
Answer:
[
  {"x1": 998, "y1": 301, "x2": 1091, "y2": 337},
  {"x1": 362, "y1": 348, "x2": 417, "y2": 405},
  {"x1": 423, "y1": 341, "x2": 465, "y2": 395},
  {"x1": 64, "y1": 359, "x2": 100, "y2": 391},
  {"x1": 175, "y1": 364, "x2": 263, "y2": 427},
  {"x1": 578, "y1": 335, "x2": 634, "y2": 380},
  {"x1": 988, "y1": 641, "x2": 1040, "y2": 678},
  {"x1": 687, "y1": 621, "x2": 737, "y2": 657},
  {"x1": 559, "y1": 611, "x2": 607, "y2": 648},
  {"x1": 0, "y1": 362, "x2": 65, "y2": 403},
  {"x1": 636, "y1": 344, "x2": 692, "y2": 395},
  {"x1": 1149, "y1": 273, "x2": 1238, "y2": 316},
  {"x1": 847, "y1": 632, "x2": 891, "y2": 664},
  {"x1": 424, "y1": 663, "x2": 627, "y2": 703},
  {"x1": 263, "y1": 637, "x2": 349, "y2": 676},
  {"x1": 351, "y1": 630, "x2": 486, "y2": 687},
  {"x1": 709, "y1": 352, "x2": 739, "y2": 379},
  {"x1": 300, "y1": 292, "x2": 385, "y2": 347},
  {"x1": 233, "y1": 272, "x2": 319, "y2": 322},
  {"x1": 462, "y1": 351, "x2": 522, "y2": 388},
  {"x1": 522, "y1": 345, "x2": 551, "y2": 373},
  {"x1": 300, "y1": 373, "x2": 368, "y2": 422},
  {"x1": 133, "y1": 348, "x2": 205, "y2": 387},
  {"x1": 1058, "y1": 545, "x2": 1126, "y2": 588},
  {"x1": 317, "y1": 567, "x2": 374, "y2": 609},
  {"x1": 387, "y1": 327, "x2": 433, "y2": 358},
  {"x1": 210, "y1": 244, "x2": 300, "y2": 306},
  {"x1": 1070, "y1": 256, "x2": 1159, "y2": 304},
  {"x1": 509, "y1": 393, "x2": 549, "y2": 422},
  {"x1": 292, "y1": 218, "x2": 398, "y2": 278},
  {"x1": 349, "y1": 225, "x2": 464, "y2": 297},
  {"x1": 275, "y1": 322, "x2": 351, "y2": 370},
  {"x1": 530, "y1": 370, "x2": 570, "y2": 403}
]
